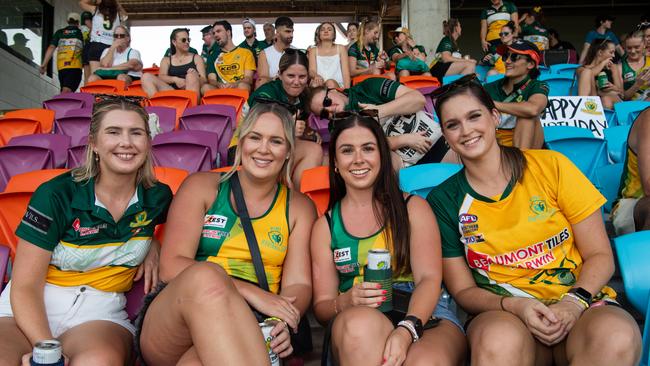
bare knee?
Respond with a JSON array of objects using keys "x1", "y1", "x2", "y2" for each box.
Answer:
[
  {"x1": 332, "y1": 307, "x2": 388, "y2": 348},
  {"x1": 469, "y1": 312, "x2": 533, "y2": 364},
  {"x1": 87, "y1": 74, "x2": 100, "y2": 83},
  {"x1": 116, "y1": 74, "x2": 131, "y2": 84},
  {"x1": 175, "y1": 262, "x2": 234, "y2": 301},
  {"x1": 69, "y1": 348, "x2": 126, "y2": 366}
]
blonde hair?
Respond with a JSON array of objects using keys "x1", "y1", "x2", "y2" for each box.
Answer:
[
  {"x1": 72, "y1": 98, "x2": 157, "y2": 188},
  {"x1": 357, "y1": 20, "x2": 379, "y2": 50},
  {"x1": 221, "y1": 103, "x2": 295, "y2": 186}
]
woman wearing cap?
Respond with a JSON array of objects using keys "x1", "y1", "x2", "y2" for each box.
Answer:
[
  {"x1": 577, "y1": 38, "x2": 624, "y2": 110},
  {"x1": 79, "y1": 0, "x2": 128, "y2": 74},
  {"x1": 483, "y1": 39, "x2": 548, "y2": 149},
  {"x1": 430, "y1": 19, "x2": 476, "y2": 82},
  {"x1": 429, "y1": 75, "x2": 642, "y2": 366},
  {"x1": 483, "y1": 21, "x2": 516, "y2": 77},
  {"x1": 88, "y1": 25, "x2": 142, "y2": 86},
  {"x1": 387, "y1": 27, "x2": 432, "y2": 78},
  {"x1": 308, "y1": 22, "x2": 351, "y2": 88}
]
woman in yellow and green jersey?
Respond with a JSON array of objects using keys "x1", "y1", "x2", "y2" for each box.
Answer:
[
  {"x1": 0, "y1": 98, "x2": 172, "y2": 365},
  {"x1": 612, "y1": 107, "x2": 650, "y2": 235},
  {"x1": 311, "y1": 113, "x2": 466, "y2": 365},
  {"x1": 428, "y1": 77, "x2": 641, "y2": 366},
  {"x1": 137, "y1": 103, "x2": 316, "y2": 366}
]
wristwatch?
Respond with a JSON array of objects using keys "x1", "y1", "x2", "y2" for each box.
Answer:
[
  {"x1": 404, "y1": 315, "x2": 423, "y2": 338},
  {"x1": 569, "y1": 287, "x2": 593, "y2": 305}
]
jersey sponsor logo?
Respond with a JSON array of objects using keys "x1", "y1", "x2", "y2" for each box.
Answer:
[
  {"x1": 380, "y1": 79, "x2": 394, "y2": 98},
  {"x1": 130, "y1": 211, "x2": 153, "y2": 228},
  {"x1": 22, "y1": 205, "x2": 52, "y2": 234},
  {"x1": 72, "y1": 218, "x2": 108, "y2": 237},
  {"x1": 202, "y1": 229, "x2": 229, "y2": 239},
  {"x1": 462, "y1": 223, "x2": 479, "y2": 234},
  {"x1": 459, "y1": 213, "x2": 478, "y2": 224},
  {"x1": 204, "y1": 214, "x2": 228, "y2": 228},
  {"x1": 268, "y1": 230, "x2": 283, "y2": 245},
  {"x1": 333, "y1": 247, "x2": 352, "y2": 263},
  {"x1": 461, "y1": 233, "x2": 485, "y2": 244},
  {"x1": 336, "y1": 263, "x2": 359, "y2": 273},
  {"x1": 528, "y1": 196, "x2": 557, "y2": 222}
]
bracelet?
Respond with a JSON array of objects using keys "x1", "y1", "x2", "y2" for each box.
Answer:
[
  {"x1": 560, "y1": 292, "x2": 589, "y2": 310},
  {"x1": 333, "y1": 297, "x2": 339, "y2": 315},
  {"x1": 396, "y1": 321, "x2": 419, "y2": 343}
]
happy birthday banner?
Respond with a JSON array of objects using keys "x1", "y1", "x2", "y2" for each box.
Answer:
[{"x1": 540, "y1": 97, "x2": 607, "y2": 138}]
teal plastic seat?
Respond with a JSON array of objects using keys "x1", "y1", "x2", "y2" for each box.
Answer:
[
  {"x1": 594, "y1": 163, "x2": 623, "y2": 213},
  {"x1": 549, "y1": 63, "x2": 580, "y2": 77},
  {"x1": 539, "y1": 74, "x2": 575, "y2": 96},
  {"x1": 543, "y1": 126, "x2": 593, "y2": 144},
  {"x1": 614, "y1": 101, "x2": 650, "y2": 126},
  {"x1": 442, "y1": 74, "x2": 464, "y2": 85},
  {"x1": 546, "y1": 136, "x2": 608, "y2": 183},
  {"x1": 603, "y1": 125, "x2": 631, "y2": 163},
  {"x1": 399, "y1": 163, "x2": 463, "y2": 198}
]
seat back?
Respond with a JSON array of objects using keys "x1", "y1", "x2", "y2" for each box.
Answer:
[
  {"x1": 603, "y1": 125, "x2": 631, "y2": 164},
  {"x1": 545, "y1": 137, "x2": 608, "y2": 182},
  {"x1": 126, "y1": 80, "x2": 145, "y2": 94},
  {"x1": 8, "y1": 134, "x2": 72, "y2": 168},
  {"x1": 0, "y1": 117, "x2": 42, "y2": 146},
  {"x1": 149, "y1": 90, "x2": 198, "y2": 129},
  {"x1": 351, "y1": 74, "x2": 391, "y2": 85},
  {"x1": 300, "y1": 166, "x2": 330, "y2": 216},
  {"x1": 475, "y1": 65, "x2": 490, "y2": 82},
  {"x1": 125, "y1": 279, "x2": 145, "y2": 321},
  {"x1": 66, "y1": 144, "x2": 88, "y2": 169},
  {"x1": 80, "y1": 79, "x2": 127, "y2": 94},
  {"x1": 484, "y1": 73, "x2": 505, "y2": 84},
  {"x1": 603, "y1": 108, "x2": 618, "y2": 127},
  {"x1": 613, "y1": 101, "x2": 650, "y2": 126},
  {"x1": 4, "y1": 109, "x2": 56, "y2": 133},
  {"x1": 399, "y1": 163, "x2": 463, "y2": 198},
  {"x1": 4, "y1": 169, "x2": 70, "y2": 193},
  {"x1": 399, "y1": 75, "x2": 441, "y2": 91},
  {"x1": 549, "y1": 63, "x2": 580, "y2": 77},
  {"x1": 153, "y1": 130, "x2": 220, "y2": 167},
  {"x1": 180, "y1": 105, "x2": 235, "y2": 165},
  {"x1": 308, "y1": 114, "x2": 331, "y2": 143},
  {"x1": 538, "y1": 74, "x2": 575, "y2": 96},
  {"x1": 145, "y1": 106, "x2": 177, "y2": 133},
  {"x1": 594, "y1": 163, "x2": 623, "y2": 213},
  {"x1": 542, "y1": 126, "x2": 593, "y2": 144},
  {"x1": 54, "y1": 108, "x2": 92, "y2": 145},
  {"x1": 142, "y1": 66, "x2": 160, "y2": 75},
  {"x1": 153, "y1": 166, "x2": 189, "y2": 194},
  {"x1": 0, "y1": 146, "x2": 55, "y2": 191},
  {"x1": 0, "y1": 191, "x2": 33, "y2": 258},
  {"x1": 200, "y1": 89, "x2": 249, "y2": 120},
  {"x1": 152, "y1": 143, "x2": 212, "y2": 173},
  {"x1": 442, "y1": 74, "x2": 464, "y2": 85},
  {"x1": 43, "y1": 92, "x2": 95, "y2": 118}
]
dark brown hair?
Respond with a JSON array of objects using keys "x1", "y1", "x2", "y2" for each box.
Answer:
[{"x1": 584, "y1": 38, "x2": 615, "y2": 65}]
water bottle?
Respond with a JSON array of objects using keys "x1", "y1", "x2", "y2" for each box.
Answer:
[{"x1": 30, "y1": 340, "x2": 64, "y2": 366}]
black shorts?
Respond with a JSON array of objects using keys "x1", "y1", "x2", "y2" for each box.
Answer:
[
  {"x1": 58, "y1": 68, "x2": 83, "y2": 91},
  {"x1": 82, "y1": 43, "x2": 90, "y2": 65},
  {"x1": 429, "y1": 61, "x2": 452, "y2": 80},
  {"x1": 86, "y1": 41, "x2": 110, "y2": 62}
]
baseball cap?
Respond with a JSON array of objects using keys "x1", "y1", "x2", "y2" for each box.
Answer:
[
  {"x1": 497, "y1": 39, "x2": 541, "y2": 66},
  {"x1": 67, "y1": 12, "x2": 80, "y2": 23},
  {"x1": 388, "y1": 27, "x2": 411, "y2": 38},
  {"x1": 243, "y1": 18, "x2": 256, "y2": 27},
  {"x1": 201, "y1": 25, "x2": 212, "y2": 34}
]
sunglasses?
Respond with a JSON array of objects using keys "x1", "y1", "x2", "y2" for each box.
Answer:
[
  {"x1": 178, "y1": 37, "x2": 191, "y2": 43},
  {"x1": 502, "y1": 52, "x2": 529, "y2": 63},
  {"x1": 327, "y1": 109, "x2": 380, "y2": 133},
  {"x1": 499, "y1": 31, "x2": 511, "y2": 37},
  {"x1": 254, "y1": 96, "x2": 299, "y2": 115},
  {"x1": 113, "y1": 33, "x2": 128, "y2": 39},
  {"x1": 428, "y1": 74, "x2": 478, "y2": 100},
  {"x1": 318, "y1": 88, "x2": 334, "y2": 119}
]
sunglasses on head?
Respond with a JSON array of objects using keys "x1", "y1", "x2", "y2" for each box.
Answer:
[
  {"x1": 428, "y1": 74, "x2": 479, "y2": 100},
  {"x1": 502, "y1": 52, "x2": 529, "y2": 63},
  {"x1": 327, "y1": 109, "x2": 379, "y2": 133},
  {"x1": 254, "y1": 96, "x2": 299, "y2": 116},
  {"x1": 113, "y1": 33, "x2": 128, "y2": 39},
  {"x1": 499, "y1": 31, "x2": 511, "y2": 37},
  {"x1": 637, "y1": 22, "x2": 650, "y2": 31}
]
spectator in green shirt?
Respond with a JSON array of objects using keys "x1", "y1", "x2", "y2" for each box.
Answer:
[
  {"x1": 430, "y1": 19, "x2": 477, "y2": 82},
  {"x1": 348, "y1": 20, "x2": 395, "y2": 80}
]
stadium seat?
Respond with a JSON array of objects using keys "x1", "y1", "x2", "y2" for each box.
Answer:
[
  {"x1": 352, "y1": 74, "x2": 391, "y2": 86},
  {"x1": 54, "y1": 108, "x2": 92, "y2": 145},
  {"x1": 300, "y1": 166, "x2": 329, "y2": 216},
  {"x1": 201, "y1": 89, "x2": 249, "y2": 120},
  {"x1": 308, "y1": 113, "x2": 330, "y2": 143},
  {"x1": 613, "y1": 101, "x2": 650, "y2": 126},
  {"x1": 545, "y1": 136, "x2": 608, "y2": 182},
  {"x1": 125, "y1": 279, "x2": 145, "y2": 321},
  {"x1": 80, "y1": 79, "x2": 127, "y2": 94},
  {"x1": 127, "y1": 80, "x2": 145, "y2": 95},
  {"x1": 594, "y1": 163, "x2": 623, "y2": 213},
  {"x1": 8, "y1": 134, "x2": 71, "y2": 168},
  {"x1": 475, "y1": 64, "x2": 490, "y2": 81},
  {"x1": 0, "y1": 117, "x2": 42, "y2": 146},
  {"x1": 603, "y1": 125, "x2": 631, "y2": 164},
  {"x1": 152, "y1": 130, "x2": 218, "y2": 172},
  {"x1": 180, "y1": 105, "x2": 236, "y2": 165},
  {"x1": 0, "y1": 191, "x2": 32, "y2": 258},
  {"x1": 148, "y1": 90, "x2": 198, "y2": 129},
  {"x1": 119, "y1": 87, "x2": 148, "y2": 98},
  {"x1": 442, "y1": 74, "x2": 464, "y2": 85},
  {"x1": 399, "y1": 75, "x2": 441, "y2": 93},
  {"x1": 65, "y1": 140, "x2": 87, "y2": 169},
  {"x1": 145, "y1": 106, "x2": 177, "y2": 133},
  {"x1": 0, "y1": 146, "x2": 55, "y2": 192},
  {"x1": 549, "y1": 63, "x2": 579, "y2": 77},
  {"x1": 4, "y1": 169, "x2": 69, "y2": 193},
  {"x1": 142, "y1": 66, "x2": 160, "y2": 75},
  {"x1": 153, "y1": 166, "x2": 189, "y2": 194},
  {"x1": 603, "y1": 108, "x2": 618, "y2": 127},
  {"x1": 0, "y1": 243, "x2": 8, "y2": 289},
  {"x1": 613, "y1": 231, "x2": 650, "y2": 366},
  {"x1": 538, "y1": 74, "x2": 574, "y2": 96},
  {"x1": 542, "y1": 126, "x2": 593, "y2": 144},
  {"x1": 4, "y1": 109, "x2": 55, "y2": 133},
  {"x1": 484, "y1": 73, "x2": 505, "y2": 84},
  {"x1": 399, "y1": 163, "x2": 463, "y2": 198},
  {"x1": 154, "y1": 130, "x2": 220, "y2": 167},
  {"x1": 43, "y1": 92, "x2": 95, "y2": 118}
]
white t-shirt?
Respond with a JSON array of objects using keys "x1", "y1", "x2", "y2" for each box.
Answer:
[
  {"x1": 90, "y1": 10, "x2": 120, "y2": 45},
  {"x1": 100, "y1": 46, "x2": 143, "y2": 77}
]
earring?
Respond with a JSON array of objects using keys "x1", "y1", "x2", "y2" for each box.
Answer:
[
  {"x1": 444, "y1": 139, "x2": 449, "y2": 148},
  {"x1": 334, "y1": 167, "x2": 339, "y2": 174},
  {"x1": 94, "y1": 152, "x2": 99, "y2": 162}
]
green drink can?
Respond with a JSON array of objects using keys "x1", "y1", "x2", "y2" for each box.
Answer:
[
  {"x1": 597, "y1": 71, "x2": 609, "y2": 90},
  {"x1": 364, "y1": 249, "x2": 392, "y2": 312}
]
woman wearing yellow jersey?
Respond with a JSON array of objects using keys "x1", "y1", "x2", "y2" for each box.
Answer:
[
  {"x1": 137, "y1": 103, "x2": 316, "y2": 366},
  {"x1": 0, "y1": 98, "x2": 172, "y2": 365},
  {"x1": 428, "y1": 77, "x2": 641, "y2": 365},
  {"x1": 311, "y1": 113, "x2": 466, "y2": 366}
]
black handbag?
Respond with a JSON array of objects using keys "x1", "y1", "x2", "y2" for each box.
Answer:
[{"x1": 230, "y1": 173, "x2": 313, "y2": 355}]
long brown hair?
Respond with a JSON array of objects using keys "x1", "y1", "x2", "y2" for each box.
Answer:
[{"x1": 328, "y1": 115, "x2": 411, "y2": 277}]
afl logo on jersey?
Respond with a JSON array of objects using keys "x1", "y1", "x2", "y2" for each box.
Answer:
[{"x1": 459, "y1": 214, "x2": 478, "y2": 224}]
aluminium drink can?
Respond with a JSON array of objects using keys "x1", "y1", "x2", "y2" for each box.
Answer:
[
  {"x1": 30, "y1": 340, "x2": 64, "y2": 366},
  {"x1": 259, "y1": 318, "x2": 281, "y2": 366},
  {"x1": 367, "y1": 249, "x2": 391, "y2": 270}
]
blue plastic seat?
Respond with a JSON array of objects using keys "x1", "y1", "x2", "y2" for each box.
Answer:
[
  {"x1": 614, "y1": 101, "x2": 650, "y2": 126},
  {"x1": 475, "y1": 64, "x2": 490, "y2": 82},
  {"x1": 484, "y1": 73, "x2": 505, "y2": 84},
  {"x1": 442, "y1": 74, "x2": 464, "y2": 85},
  {"x1": 543, "y1": 126, "x2": 593, "y2": 144},
  {"x1": 594, "y1": 163, "x2": 623, "y2": 213},
  {"x1": 549, "y1": 63, "x2": 580, "y2": 77},
  {"x1": 545, "y1": 136, "x2": 608, "y2": 182},
  {"x1": 538, "y1": 74, "x2": 575, "y2": 96},
  {"x1": 399, "y1": 163, "x2": 463, "y2": 198},
  {"x1": 613, "y1": 231, "x2": 650, "y2": 366},
  {"x1": 603, "y1": 108, "x2": 618, "y2": 127},
  {"x1": 603, "y1": 125, "x2": 631, "y2": 164}
]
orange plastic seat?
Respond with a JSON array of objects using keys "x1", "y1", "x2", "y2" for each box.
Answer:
[
  {"x1": 0, "y1": 117, "x2": 42, "y2": 146},
  {"x1": 148, "y1": 90, "x2": 198, "y2": 129},
  {"x1": 300, "y1": 166, "x2": 330, "y2": 216},
  {"x1": 211, "y1": 166, "x2": 237, "y2": 173},
  {"x1": 4, "y1": 169, "x2": 69, "y2": 193},
  {"x1": 4, "y1": 109, "x2": 56, "y2": 133},
  {"x1": 142, "y1": 66, "x2": 160, "y2": 75},
  {"x1": 126, "y1": 80, "x2": 146, "y2": 95},
  {"x1": 0, "y1": 191, "x2": 32, "y2": 259},
  {"x1": 399, "y1": 75, "x2": 441, "y2": 90},
  {"x1": 352, "y1": 74, "x2": 392, "y2": 86},
  {"x1": 153, "y1": 166, "x2": 189, "y2": 194},
  {"x1": 119, "y1": 88, "x2": 148, "y2": 99},
  {"x1": 201, "y1": 89, "x2": 249, "y2": 120},
  {"x1": 80, "y1": 79, "x2": 127, "y2": 94}
]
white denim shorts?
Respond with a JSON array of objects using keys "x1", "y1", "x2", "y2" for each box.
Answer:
[
  {"x1": 612, "y1": 198, "x2": 640, "y2": 236},
  {"x1": 0, "y1": 281, "x2": 135, "y2": 337}
]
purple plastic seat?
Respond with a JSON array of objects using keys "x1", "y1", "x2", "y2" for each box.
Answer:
[
  {"x1": 152, "y1": 143, "x2": 212, "y2": 173},
  {"x1": 8, "y1": 134, "x2": 71, "y2": 168},
  {"x1": 43, "y1": 92, "x2": 95, "y2": 118},
  {"x1": 0, "y1": 245, "x2": 8, "y2": 290},
  {"x1": 145, "y1": 106, "x2": 177, "y2": 134},
  {"x1": 308, "y1": 113, "x2": 330, "y2": 143},
  {"x1": 179, "y1": 104, "x2": 235, "y2": 165},
  {"x1": 65, "y1": 136, "x2": 88, "y2": 169},
  {"x1": 153, "y1": 130, "x2": 220, "y2": 167},
  {"x1": 54, "y1": 108, "x2": 92, "y2": 145},
  {"x1": 125, "y1": 279, "x2": 145, "y2": 321},
  {"x1": 0, "y1": 146, "x2": 55, "y2": 191}
]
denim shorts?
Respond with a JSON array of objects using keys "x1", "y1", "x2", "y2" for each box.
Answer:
[{"x1": 392, "y1": 282, "x2": 464, "y2": 333}]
